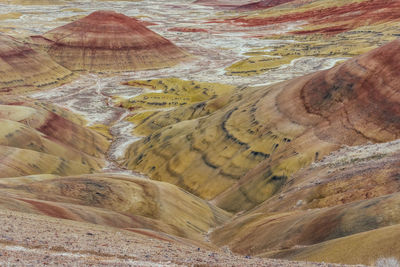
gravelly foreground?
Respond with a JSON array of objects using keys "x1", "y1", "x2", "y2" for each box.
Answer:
[{"x1": 0, "y1": 209, "x2": 364, "y2": 267}]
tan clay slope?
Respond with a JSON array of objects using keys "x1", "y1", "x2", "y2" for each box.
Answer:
[
  {"x1": 211, "y1": 140, "x2": 400, "y2": 264},
  {"x1": 119, "y1": 78, "x2": 236, "y2": 112},
  {"x1": 0, "y1": 98, "x2": 109, "y2": 177},
  {"x1": 0, "y1": 173, "x2": 230, "y2": 240},
  {"x1": 37, "y1": 11, "x2": 190, "y2": 72},
  {"x1": 123, "y1": 40, "x2": 400, "y2": 212},
  {"x1": 0, "y1": 209, "x2": 352, "y2": 267},
  {"x1": 211, "y1": 192, "x2": 400, "y2": 261},
  {"x1": 265, "y1": 223, "x2": 400, "y2": 266},
  {"x1": 129, "y1": 87, "x2": 238, "y2": 136},
  {"x1": 0, "y1": 98, "x2": 229, "y2": 241},
  {"x1": 0, "y1": 34, "x2": 73, "y2": 94},
  {"x1": 247, "y1": 140, "x2": 400, "y2": 214}
]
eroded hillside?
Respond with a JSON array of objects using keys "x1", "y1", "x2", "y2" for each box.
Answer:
[
  {"x1": 0, "y1": 0, "x2": 399, "y2": 266},
  {"x1": 124, "y1": 40, "x2": 400, "y2": 213}
]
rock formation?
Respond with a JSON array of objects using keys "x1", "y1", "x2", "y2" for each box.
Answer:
[
  {"x1": 0, "y1": 34, "x2": 73, "y2": 94},
  {"x1": 37, "y1": 11, "x2": 190, "y2": 72}
]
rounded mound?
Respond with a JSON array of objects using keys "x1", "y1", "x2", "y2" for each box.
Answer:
[{"x1": 41, "y1": 11, "x2": 190, "y2": 72}]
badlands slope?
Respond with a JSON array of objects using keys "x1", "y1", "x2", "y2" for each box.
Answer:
[
  {"x1": 211, "y1": 140, "x2": 400, "y2": 265},
  {"x1": 0, "y1": 0, "x2": 399, "y2": 266},
  {"x1": 0, "y1": 7, "x2": 234, "y2": 265},
  {"x1": 221, "y1": 0, "x2": 400, "y2": 76},
  {"x1": 0, "y1": 173, "x2": 230, "y2": 240},
  {"x1": 0, "y1": 98, "x2": 108, "y2": 177},
  {"x1": 0, "y1": 99, "x2": 237, "y2": 262},
  {"x1": 0, "y1": 34, "x2": 73, "y2": 94},
  {"x1": 124, "y1": 40, "x2": 400, "y2": 212},
  {"x1": 228, "y1": 0, "x2": 400, "y2": 32},
  {"x1": 35, "y1": 11, "x2": 190, "y2": 72},
  {"x1": 121, "y1": 37, "x2": 400, "y2": 264}
]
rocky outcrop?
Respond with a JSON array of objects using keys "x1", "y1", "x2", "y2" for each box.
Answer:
[{"x1": 37, "y1": 11, "x2": 190, "y2": 72}]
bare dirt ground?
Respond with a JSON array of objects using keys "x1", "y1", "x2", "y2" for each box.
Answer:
[{"x1": 0, "y1": 209, "x2": 365, "y2": 267}]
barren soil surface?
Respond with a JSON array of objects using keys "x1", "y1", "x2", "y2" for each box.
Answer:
[{"x1": 0, "y1": 209, "x2": 362, "y2": 266}]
